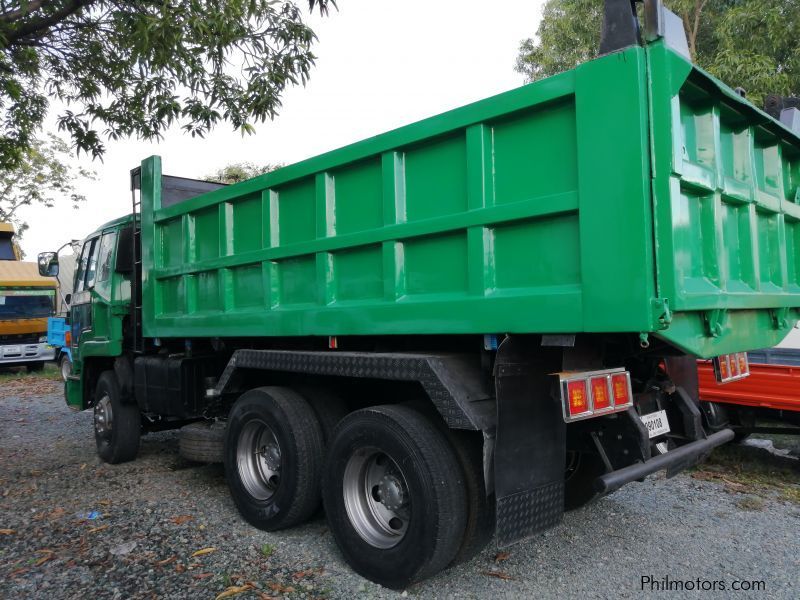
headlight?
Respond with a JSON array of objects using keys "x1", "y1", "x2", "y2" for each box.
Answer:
[{"x1": 39, "y1": 336, "x2": 48, "y2": 343}]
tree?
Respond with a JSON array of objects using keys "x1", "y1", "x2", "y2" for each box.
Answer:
[
  {"x1": 0, "y1": 0, "x2": 335, "y2": 170},
  {"x1": 204, "y1": 161, "x2": 284, "y2": 184},
  {"x1": 0, "y1": 133, "x2": 95, "y2": 239},
  {"x1": 515, "y1": 0, "x2": 800, "y2": 106}
]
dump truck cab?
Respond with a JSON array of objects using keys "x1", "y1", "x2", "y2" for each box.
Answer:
[
  {"x1": 0, "y1": 222, "x2": 57, "y2": 370},
  {"x1": 39, "y1": 216, "x2": 133, "y2": 408}
]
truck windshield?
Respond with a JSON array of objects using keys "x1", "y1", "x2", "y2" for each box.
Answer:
[{"x1": 0, "y1": 291, "x2": 54, "y2": 320}]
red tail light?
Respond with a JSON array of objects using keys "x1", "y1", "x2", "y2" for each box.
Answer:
[
  {"x1": 566, "y1": 380, "x2": 590, "y2": 417},
  {"x1": 590, "y1": 376, "x2": 611, "y2": 411},
  {"x1": 65, "y1": 330, "x2": 72, "y2": 347},
  {"x1": 712, "y1": 353, "x2": 749, "y2": 383},
  {"x1": 559, "y1": 368, "x2": 632, "y2": 422},
  {"x1": 611, "y1": 373, "x2": 632, "y2": 408}
]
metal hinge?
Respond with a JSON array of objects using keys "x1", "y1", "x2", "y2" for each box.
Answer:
[
  {"x1": 652, "y1": 298, "x2": 672, "y2": 330},
  {"x1": 704, "y1": 309, "x2": 726, "y2": 338}
]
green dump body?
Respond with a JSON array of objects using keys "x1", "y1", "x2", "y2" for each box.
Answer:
[{"x1": 139, "y1": 41, "x2": 800, "y2": 358}]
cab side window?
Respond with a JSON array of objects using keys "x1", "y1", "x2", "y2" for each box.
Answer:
[
  {"x1": 84, "y1": 237, "x2": 101, "y2": 289},
  {"x1": 74, "y1": 239, "x2": 96, "y2": 293},
  {"x1": 96, "y1": 231, "x2": 117, "y2": 283}
]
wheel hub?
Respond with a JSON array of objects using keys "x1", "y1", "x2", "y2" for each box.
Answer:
[
  {"x1": 94, "y1": 395, "x2": 113, "y2": 439},
  {"x1": 258, "y1": 442, "x2": 281, "y2": 471},
  {"x1": 343, "y1": 449, "x2": 411, "y2": 549},
  {"x1": 237, "y1": 420, "x2": 282, "y2": 501},
  {"x1": 377, "y1": 474, "x2": 406, "y2": 511}
]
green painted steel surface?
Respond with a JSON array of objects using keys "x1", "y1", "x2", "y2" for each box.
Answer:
[{"x1": 134, "y1": 43, "x2": 800, "y2": 358}]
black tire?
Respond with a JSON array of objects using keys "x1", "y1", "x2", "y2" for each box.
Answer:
[
  {"x1": 179, "y1": 421, "x2": 225, "y2": 463},
  {"x1": 446, "y1": 430, "x2": 495, "y2": 565},
  {"x1": 26, "y1": 362, "x2": 45, "y2": 373},
  {"x1": 94, "y1": 370, "x2": 140, "y2": 464},
  {"x1": 564, "y1": 451, "x2": 605, "y2": 510},
  {"x1": 59, "y1": 354, "x2": 72, "y2": 381},
  {"x1": 295, "y1": 386, "x2": 348, "y2": 444},
  {"x1": 322, "y1": 404, "x2": 468, "y2": 588},
  {"x1": 224, "y1": 387, "x2": 324, "y2": 531}
]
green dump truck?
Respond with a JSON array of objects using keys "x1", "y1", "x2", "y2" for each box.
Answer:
[{"x1": 38, "y1": 0, "x2": 800, "y2": 587}]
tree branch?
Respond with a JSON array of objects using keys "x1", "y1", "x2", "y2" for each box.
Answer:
[
  {"x1": 3, "y1": 0, "x2": 97, "y2": 46},
  {"x1": 0, "y1": 0, "x2": 48, "y2": 23}
]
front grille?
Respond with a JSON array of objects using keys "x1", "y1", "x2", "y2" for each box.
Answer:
[{"x1": 0, "y1": 333, "x2": 44, "y2": 345}]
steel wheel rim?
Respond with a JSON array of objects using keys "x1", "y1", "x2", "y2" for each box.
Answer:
[
  {"x1": 237, "y1": 419, "x2": 282, "y2": 501},
  {"x1": 94, "y1": 394, "x2": 113, "y2": 440},
  {"x1": 60, "y1": 358, "x2": 71, "y2": 381},
  {"x1": 342, "y1": 447, "x2": 410, "y2": 549}
]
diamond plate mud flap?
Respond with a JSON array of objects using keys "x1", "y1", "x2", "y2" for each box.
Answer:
[{"x1": 494, "y1": 336, "x2": 565, "y2": 547}]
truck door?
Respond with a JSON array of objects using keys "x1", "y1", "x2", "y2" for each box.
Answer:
[{"x1": 70, "y1": 236, "x2": 99, "y2": 363}]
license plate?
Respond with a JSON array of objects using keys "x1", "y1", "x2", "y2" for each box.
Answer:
[
  {"x1": 4, "y1": 345, "x2": 21, "y2": 355},
  {"x1": 640, "y1": 410, "x2": 670, "y2": 439}
]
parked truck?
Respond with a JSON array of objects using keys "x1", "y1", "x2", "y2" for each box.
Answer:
[
  {"x1": 0, "y1": 223, "x2": 57, "y2": 371},
  {"x1": 699, "y1": 328, "x2": 800, "y2": 438},
  {"x1": 37, "y1": 0, "x2": 800, "y2": 587}
]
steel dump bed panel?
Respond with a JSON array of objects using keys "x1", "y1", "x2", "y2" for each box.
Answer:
[{"x1": 138, "y1": 42, "x2": 800, "y2": 357}]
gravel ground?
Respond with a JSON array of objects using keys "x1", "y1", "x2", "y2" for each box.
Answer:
[{"x1": 1, "y1": 374, "x2": 799, "y2": 599}]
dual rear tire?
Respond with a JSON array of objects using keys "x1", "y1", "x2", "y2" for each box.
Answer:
[{"x1": 224, "y1": 391, "x2": 485, "y2": 588}]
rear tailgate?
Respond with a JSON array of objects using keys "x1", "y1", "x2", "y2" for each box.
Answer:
[{"x1": 647, "y1": 40, "x2": 800, "y2": 358}]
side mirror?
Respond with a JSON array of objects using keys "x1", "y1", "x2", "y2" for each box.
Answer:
[
  {"x1": 37, "y1": 252, "x2": 59, "y2": 277},
  {"x1": 64, "y1": 293, "x2": 72, "y2": 306}
]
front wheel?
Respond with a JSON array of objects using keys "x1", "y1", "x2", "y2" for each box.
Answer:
[
  {"x1": 59, "y1": 354, "x2": 72, "y2": 381},
  {"x1": 322, "y1": 405, "x2": 468, "y2": 588},
  {"x1": 94, "y1": 371, "x2": 140, "y2": 464},
  {"x1": 224, "y1": 387, "x2": 324, "y2": 531}
]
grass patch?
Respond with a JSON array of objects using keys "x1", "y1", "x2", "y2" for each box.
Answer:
[
  {"x1": 693, "y1": 441, "x2": 800, "y2": 506},
  {"x1": 734, "y1": 496, "x2": 765, "y2": 511},
  {"x1": 260, "y1": 543, "x2": 275, "y2": 558},
  {"x1": 0, "y1": 363, "x2": 61, "y2": 383}
]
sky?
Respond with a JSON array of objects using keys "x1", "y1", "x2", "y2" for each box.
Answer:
[{"x1": 18, "y1": 0, "x2": 546, "y2": 257}]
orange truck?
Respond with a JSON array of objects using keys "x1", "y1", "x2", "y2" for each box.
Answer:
[
  {"x1": 0, "y1": 223, "x2": 57, "y2": 371},
  {"x1": 699, "y1": 331, "x2": 800, "y2": 437}
]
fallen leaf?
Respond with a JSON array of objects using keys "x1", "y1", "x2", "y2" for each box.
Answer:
[
  {"x1": 171, "y1": 515, "x2": 193, "y2": 525},
  {"x1": 80, "y1": 464, "x2": 87, "y2": 470},
  {"x1": 33, "y1": 554, "x2": 54, "y2": 567},
  {"x1": 482, "y1": 570, "x2": 515, "y2": 581},
  {"x1": 494, "y1": 551, "x2": 511, "y2": 563},
  {"x1": 156, "y1": 556, "x2": 177, "y2": 566},
  {"x1": 191, "y1": 547, "x2": 216, "y2": 557},
  {"x1": 87, "y1": 525, "x2": 109, "y2": 534},
  {"x1": 267, "y1": 583, "x2": 296, "y2": 594},
  {"x1": 291, "y1": 567, "x2": 322, "y2": 580},
  {"x1": 175, "y1": 563, "x2": 186, "y2": 574},
  {"x1": 216, "y1": 584, "x2": 254, "y2": 599},
  {"x1": 9, "y1": 567, "x2": 29, "y2": 577},
  {"x1": 0, "y1": 529, "x2": 16, "y2": 535},
  {"x1": 98, "y1": 499, "x2": 112, "y2": 506},
  {"x1": 192, "y1": 572, "x2": 213, "y2": 580}
]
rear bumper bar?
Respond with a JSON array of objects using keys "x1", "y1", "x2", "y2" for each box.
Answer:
[{"x1": 595, "y1": 428, "x2": 734, "y2": 495}]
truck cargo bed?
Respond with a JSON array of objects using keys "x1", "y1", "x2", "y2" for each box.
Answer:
[{"x1": 139, "y1": 41, "x2": 800, "y2": 357}]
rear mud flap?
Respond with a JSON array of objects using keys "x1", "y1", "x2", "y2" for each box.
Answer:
[{"x1": 494, "y1": 336, "x2": 565, "y2": 546}]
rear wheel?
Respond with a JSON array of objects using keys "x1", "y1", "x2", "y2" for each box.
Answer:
[
  {"x1": 224, "y1": 387, "x2": 324, "y2": 530},
  {"x1": 447, "y1": 430, "x2": 494, "y2": 565},
  {"x1": 322, "y1": 405, "x2": 467, "y2": 588},
  {"x1": 94, "y1": 371, "x2": 140, "y2": 464}
]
